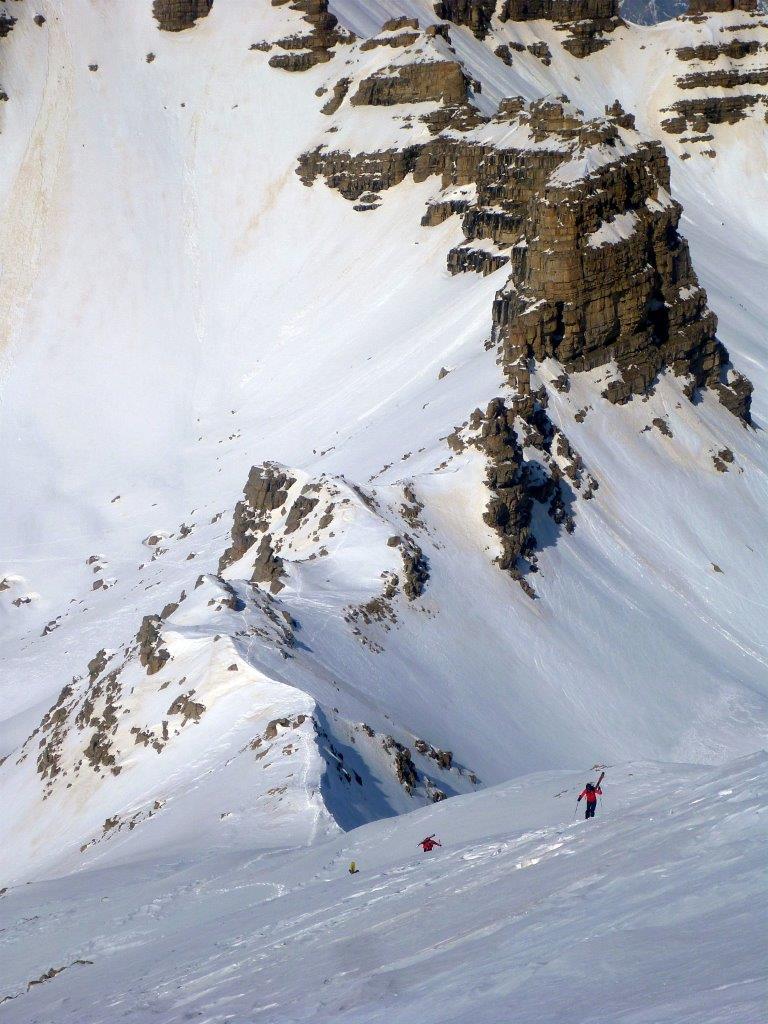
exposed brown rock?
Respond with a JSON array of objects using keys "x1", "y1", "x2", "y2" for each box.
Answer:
[
  {"x1": 283, "y1": 493, "x2": 319, "y2": 534},
  {"x1": 321, "y1": 76, "x2": 350, "y2": 114},
  {"x1": 251, "y1": 534, "x2": 286, "y2": 593},
  {"x1": 433, "y1": 0, "x2": 497, "y2": 38},
  {"x1": 167, "y1": 692, "x2": 205, "y2": 723},
  {"x1": 675, "y1": 39, "x2": 762, "y2": 61},
  {"x1": 448, "y1": 243, "x2": 510, "y2": 276},
  {"x1": 476, "y1": 399, "x2": 536, "y2": 578},
  {"x1": 527, "y1": 41, "x2": 552, "y2": 64},
  {"x1": 382, "y1": 735, "x2": 418, "y2": 793},
  {"x1": 264, "y1": 714, "x2": 306, "y2": 740},
  {"x1": 415, "y1": 738, "x2": 453, "y2": 769},
  {"x1": 662, "y1": 94, "x2": 762, "y2": 133},
  {"x1": 137, "y1": 614, "x2": 170, "y2": 675},
  {"x1": 219, "y1": 463, "x2": 295, "y2": 571},
  {"x1": 499, "y1": 0, "x2": 622, "y2": 56},
  {"x1": 686, "y1": 0, "x2": 756, "y2": 13},
  {"x1": 300, "y1": 86, "x2": 752, "y2": 423},
  {"x1": 83, "y1": 730, "x2": 115, "y2": 769},
  {"x1": 360, "y1": 18, "x2": 420, "y2": 50},
  {"x1": 87, "y1": 649, "x2": 109, "y2": 683},
  {"x1": 269, "y1": 0, "x2": 350, "y2": 72},
  {"x1": 677, "y1": 66, "x2": 768, "y2": 90},
  {"x1": 401, "y1": 544, "x2": 430, "y2": 599},
  {"x1": 152, "y1": 0, "x2": 213, "y2": 32},
  {"x1": 350, "y1": 61, "x2": 470, "y2": 107},
  {"x1": 604, "y1": 99, "x2": 636, "y2": 129},
  {"x1": 27, "y1": 961, "x2": 93, "y2": 991}
]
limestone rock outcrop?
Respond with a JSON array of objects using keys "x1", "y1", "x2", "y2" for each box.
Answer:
[
  {"x1": 476, "y1": 399, "x2": 536, "y2": 576},
  {"x1": 298, "y1": 78, "x2": 752, "y2": 422},
  {"x1": 433, "y1": 0, "x2": 498, "y2": 38},
  {"x1": 686, "y1": 0, "x2": 756, "y2": 14},
  {"x1": 433, "y1": 0, "x2": 623, "y2": 53},
  {"x1": 152, "y1": 0, "x2": 212, "y2": 32},
  {"x1": 661, "y1": 6, "x2": 768, "y2": 138},
  {"x1": 269, "y1": 0, "x2": 351, "y2": 72},
  {"x1": 350, "y1": 61, "x2": 470, "y2": 107},
  {"x1": 219, "y1": 464, "x2": 295, "y2": 572},
  {"x1": 136, "y1": 615, "x2": 170, "y2": 675}
]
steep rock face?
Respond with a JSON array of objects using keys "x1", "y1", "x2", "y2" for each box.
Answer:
[
  {"x1": 500, "y1": 0, "x2": 623, "y2": 56},
  {"x1": 686, "y1": 0, "x2": 756, "y2": 13},
  {"x1": 476, "y1": 399, "x2": 536, "y2": 576},
  {"x1": 491, "y1": 107, "x2": 751, "y2": 417},
  {"x1": 351, "y1": 61, "x2": 470, "y2": 106},
  {"x1": 268, "y1": 0, "x2": 351, "y2": 72},
  {"x1": 298, "y1": 76, "x2": 752, "y2": 422},
  {"x1": 434, "y1": 0, "x2": 622, "y2": 55},
  {"x1": 661, "y1": 7, "x2": 768, "y2": 140},
  {"x1": 152, "y1": 0, "x2": 212, "y2": 32},
  {"x1": 219, "y1": 464, "x2": 295, "y2": 573},
  {"x1": 433, "y1": 0, "x2": 498, "y2": 38},
  {"x1": 289, "y1": 37, "x2": 754, "y2": 555}
]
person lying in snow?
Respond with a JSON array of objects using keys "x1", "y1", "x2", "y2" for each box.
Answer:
[
  {"x1": 419, "y1": 835, "x2": 441, "y2": 852},
  {"x1": 577, "y1": 782, "x2": 603, "y2": 819}
]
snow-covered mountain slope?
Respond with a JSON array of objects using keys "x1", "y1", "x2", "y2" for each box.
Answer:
[
  {"x1": 0, "y1": 0, "x2": 766, "y2": 1017},
  {"x1": 1, "y1": 754, "x2": 765, "y2": 1022}
]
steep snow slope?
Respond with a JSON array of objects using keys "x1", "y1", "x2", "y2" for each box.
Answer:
[
  {"x1": 0, "y1": 1, "x2": 766, "y2": 1019},
  {"x1": 0, "y1": 0, "x2": 766, "y2": 873},
  {"x1": 1, "y1": 755, "x2": 765, "y2": 1022}
]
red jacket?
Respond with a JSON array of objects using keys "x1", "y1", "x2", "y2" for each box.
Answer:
[
  {"x1": 420, "y1": 837, "x2": 441, "y2": 852},
  {"x1": 578, "y1": 787, "x2": 602, "y2": 804}
]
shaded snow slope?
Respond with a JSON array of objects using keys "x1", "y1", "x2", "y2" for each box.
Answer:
[{"x1": 1, "y1": 755, "x2": 765, "y2": 1022}]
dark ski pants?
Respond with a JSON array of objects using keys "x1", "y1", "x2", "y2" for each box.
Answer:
[{"x1": 585, "y1": 802, "x2": 596, "y2": 819}]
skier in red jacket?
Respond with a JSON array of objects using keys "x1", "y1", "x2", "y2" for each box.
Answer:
[
  {"x1": 577, "y1": 779, "x2": 603, "y2": 819},
  {"x1": 419, "y1": 835, "x2": 441, "y2": 852}
]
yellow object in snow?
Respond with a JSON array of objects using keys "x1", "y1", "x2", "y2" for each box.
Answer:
[{"x1": 348, "y1": 861, "x2": 359, "y2": 875}]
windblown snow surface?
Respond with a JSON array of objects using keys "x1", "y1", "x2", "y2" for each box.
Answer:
[{"x1": 0, "y1": 1, "x2": 767, "y2": 1021}]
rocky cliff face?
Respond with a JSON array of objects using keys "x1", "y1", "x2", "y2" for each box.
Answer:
[
  {"x1": 296, "y1": 40, "x2": 751, "y2": 421},
  {"x1": 434, "y1": 0, "x2": 623, "y2": 55},
  {"x1": 267, "y1": 0, "x2": 353, "y2": 72},
  {"x1": 686, "y1": 0, "x2": 756, "y2": 13},
  {"x1": 152, "y1": 0, "x2": 213, "y2": 32},
  {"x1": 490, "y1": 102, "x2": 752, "y2": 418},
  {"x1": 433, "y1": 0, "x2": 498, "y2": 38},
  {"x1": 270, "y1": 19, "x2": 754, "y2": 585},
  {"x1": 660, "y1": 3, "x2": 768, "y2": 144}
]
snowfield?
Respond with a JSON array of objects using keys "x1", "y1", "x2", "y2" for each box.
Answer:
[
  {"x1": 0, "y1": 0, "x2": 767, "y2": 1020},
  {"x1": 1, "y1": 756, "x2": 766, "y2": 1022}
]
